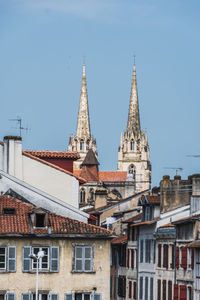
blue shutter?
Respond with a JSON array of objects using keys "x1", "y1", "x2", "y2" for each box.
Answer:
[
  {"x1": 65, "y1": 294, "x2": 74, "y2": 300},
  {"x1": 50, "y1": 247, "x2": 59, "y2": 272},
  {"x1": 50, "y1": 294, "x2": 58, "y2": 300},
  {"x1": 8, "y1": 246, "x2": 16, "y2": 272},
  {"x1": 22, "y1": 293, "x2": 31, "y2": 300},
  {"x1": 6, "y1": 293, "x2": 15, "y2": 300},
  {"x1": 94, "y1": 294, "x2": 101, "y2": 300},
  {"x1": 23, "y1": 246, "x2": 31, "y2": 272}
]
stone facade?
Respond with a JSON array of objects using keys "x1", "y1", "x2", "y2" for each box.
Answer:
[
  {"x1": 68, "y1": 64, "x2": 97, "y2": 170},
  {"x1": 118, "y1": 64, "x2": 151, "y2": 193}
]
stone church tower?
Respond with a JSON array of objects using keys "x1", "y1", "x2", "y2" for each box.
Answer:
[
  {"x1": 68, "y1": 64, "x2": 97, "y2": 170},
  {"x1": 118, "y1": 64, "x2": 151, "y2": 192}
]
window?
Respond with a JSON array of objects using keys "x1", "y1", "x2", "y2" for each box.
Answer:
[
  {"x1": 22, "y1": 293, "x2": 58, "y2": 300},
  {"x1": 158, "y1": 244, "x2": 162, "y2": 267},
  {"x1": 168, "y1": 281, "x2": 172, "y2": 300},
  {"x1": 65, "y1": 294, "x2": 101, "y2": 300},
  {"x1": 187, "y1": 248, "x2": 192, "y2": 269},
  {"x1": 130, "y1": 140, "x2": 134, "y2": 151},
  {"x1": 32, "y1": 247, "x2": 49, "y2": 270},
  {"x1": 162, "y1": 280, "x2": 166, "y2": 300},
  {"x1": 145, "y1": 240, "x2": 151, "y2": 263},
  {"x1": 118, "y1": 276, "x2": 126, "y2": 297},
  {"x1": 163, "y1": 245, "x2": 169, "y2": 268},
  {"x1": 145, "y1": 277, "x2": 148, "y2": 300},
  {"x1": 140, "y1": 240, "x2": 143, "y2": 263},
  {"x1": 0, "y1": 246, "x2": 16, "y2": 272},
  {"x1": 80, "y1": 140, "x2": 84, "y2": 151},
  {"x1": 23, "y1": 246, "x2": 59, "y2": 272},
  {"x1": 150, "y1": 278, "x2": 153, "y2": 300},
  {"x1": 35, "y1": 214, "x2": 46, "y2": 228},
  {"x1": 139, "y1": 277, "x2": 143, "y2": 299},
  {"x1": 157, "y1": 280, "x2": 161, "y2": 300},
  {"x1": 74, "y1": 246, "x2": 93, "y2": 272},
  {"x1": 80, "y1": 189, "x2": 86, "y2": 203},
  {"x1": 89, "y1": 189, "x2": 94, "y2": 201}
]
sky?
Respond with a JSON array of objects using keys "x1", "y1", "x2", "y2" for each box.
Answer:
[{"x1": 0, "y1": 0, "x2": 200, "y2": 187}]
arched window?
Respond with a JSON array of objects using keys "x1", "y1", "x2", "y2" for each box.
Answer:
[
  {"x1": 130, "y1": 140, "x2": 134, "y2": 151},
  {"x1": 128, "y1": 164, "x2": 136, "y2": 179},
  {"x1": 80, "y1": 140, "x2": 84, "y2": 151},
  {"x1": 80, "y1": 189, "x2": 86, "y2": 203}
]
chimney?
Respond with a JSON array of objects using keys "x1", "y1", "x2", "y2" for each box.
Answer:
[{"x1": 3, "y1": 136, "x2": 23, "y2": 179}]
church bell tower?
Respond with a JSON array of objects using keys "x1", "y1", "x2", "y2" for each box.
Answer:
[
  {"x1": 118, "y1": 64, "x2": 151, "y2": 192},
  {"x1": 68, "y1": 64, "x2": 97, "y2": 170}
]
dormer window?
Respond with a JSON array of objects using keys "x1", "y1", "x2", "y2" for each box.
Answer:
[
  {"x1": 3, "y1": 208, "x2": 15, "y2": 215},
  {"x1": 36, "y1": 214, "x2": 46, "y2": 228}
]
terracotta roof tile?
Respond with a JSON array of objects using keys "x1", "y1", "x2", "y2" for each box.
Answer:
[
  {"x1": 112, "y1": 234, "x2": 127, "y2": 245},
  {"x1": 124, "y1": 213, "x2": 142, "y2": 223},
  {"x1": 0, "y1": 195, "x2": 112, "y2": 236},
  {"x1": 0, "y1": 141, "x2": 3, "y2": 146},
  {"x1": 74, "y1": 170, "x2": 127, "y2": 182},
  {"x1": 23, "y1": 150, "x2": 80, "y2": 159},
  {"x1": 130, "y1": 218, "x2": 159, "y2": 227}
]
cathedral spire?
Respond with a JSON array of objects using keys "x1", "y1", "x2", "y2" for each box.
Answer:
[
  {"x1": 127, "y1": 63, "x2": 141, "y2": 135},
  {"x1": 76, "y1": 64, "x2": 91, "y2": 138}
]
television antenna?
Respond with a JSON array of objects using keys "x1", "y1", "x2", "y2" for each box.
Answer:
[
  {"x1": 164, "y1": 167, "x2": 183, "y2": 176},
  {"x1": 9, "y1": 116, "x2": 30, "y2": 136}
]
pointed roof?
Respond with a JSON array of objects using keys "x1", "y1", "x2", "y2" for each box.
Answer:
[
  {"x1": 127, "y1": 64, "x2": 141, "y2": 135},
  {"x1": 81, "y1": 149, "x2": 99, "y2": 166},
  {"x1": 76, "y1": 64, "x2": 91, "y2": 138}
]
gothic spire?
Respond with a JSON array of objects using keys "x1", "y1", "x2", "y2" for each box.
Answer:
[
  {"x1": 127, "y1": 64, "x2": 141, "y2": 135},
  {"x1": 76, "y1": 64, "x2": 91, "y2": 138}
]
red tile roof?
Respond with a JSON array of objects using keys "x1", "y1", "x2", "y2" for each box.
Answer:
[
  {"x1": 131, "y1": 218, "x2": 159, "y2": 227},
  {"x1": 0, "y1": 141, "x2": 3, "y2": 146},
  {"x1": 73, "y1": 170, "x2": 127, "y2": 182},
  {"x1": 23, "y1": 150, "x2": 80, "y2": 159},
  {"x1": 23, "y1": 151, "x2": 86, "y2": 184},
  {"x1": 112, "y1": 234, "x2": 127, "y2": 245},
  {"x1": 124, "y1": 213, "x2": 142, "y2": 223},
  {"x1": 147, "y1": 195, "x2": 160, "y2": 204},
  {"x1": 159, "y1": 222, "x2": 175, "y2": 228},
  {"x1": 0, "y1": 195, "x2": 112, "y2": 236}
]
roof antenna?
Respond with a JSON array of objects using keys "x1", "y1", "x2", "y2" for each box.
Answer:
[
  {"x1": 133, "y1": 54, "x2": 136, "y2": 65},
  {"x1": 163, "y1": 167, "x2": 183, "y2": 176},
  {"x1": 9, "y1": 116, "x2": 30, "y2": 137}
]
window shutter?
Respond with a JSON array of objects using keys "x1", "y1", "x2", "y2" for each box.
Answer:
[
  {"x1": 157, "y1": 280, "x2": 161, "y2": 300},
  {"x1": 168, "y1": 281, "x2": 172, "y2": 300},
  {"x1": 22, "y1": 293, "x2": 31, "y2": 300},
  {"x1": 180, "y1": 285, "x2": 187, "y2": 300},
  {"x1": 65, "y1": 294, "x2": 74, "y2": 300},
  {"x1": 6, "y1": 294, "x2": 15, "y2": 300},
  {"x1": 188, "y1": 286, "x2": 192, "y2": 300},
  {"x1": 23, "y1": 246, "x2": 31, "y2": 272},
  {"x1": 140, "y1": 240, "x2": 143, "y2": 263},
  {"x1": 127, "y1": 249, "x2": 130, "y2": 268},
  {"x1": 163, "y1": 245, "x2": 168, "y2": 269},
  {"x1": 131, "y1": 249, "x2": 134, "y2": 269},
  {"x1": 8, "y1": 246, "x2": 16, "y2": 272},
  {"x1": 191, "y1": 248, "x2": 194, "y2": 269},
  {"x1": 176, "y1": 247, "x2": 179, "y2": 269},
  {"x1": 150, "y1": 278, "x2": 153, "y2": 300},
  {"x1": 129, "y1": 281, "x2": 132, "y2": 298},
  {"x1": 171, "y1": 245, "x2": 175, "y2": 269},
  {"x1": 162, "y1": 280, "x2": 166, "y2": 300},
  {"x1": 174, "y1": 284, "x2": 178, "y2": 300},
  {"x1": 133, "y1": 281, "x2": 136, "y2": 299},
  {"x1": 181, "y1": 247, "x2": 187, "y2": 269},
  {"x1": 94, "y1": 294, "x2": 101, "y2": 300},
  {"x1": 50, "y1": 247, "x2": 59, "y2": 272},
  {"x1": 50, "y1": 294, "x2": 58, "y2": 300},
  {"x1": 158, "y1": 244, "x2": 161, "y2": 267}
]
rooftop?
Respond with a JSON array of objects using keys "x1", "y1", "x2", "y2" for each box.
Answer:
[{"x1": 23, "y1": 150, "x2": 80, "y2": 159}]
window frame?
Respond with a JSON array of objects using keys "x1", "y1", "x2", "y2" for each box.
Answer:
[
  {"x1": 0, "y1": 247, "x2": 6, "y2": 270},
  {"x1": 31, "y1": 247, "x2": 49, "y2": 271},
  {"x1": 73, "y1": 245, "x2": 94, "y2": 273}
]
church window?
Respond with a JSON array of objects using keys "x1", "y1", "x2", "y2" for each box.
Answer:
[
  {"x1": 128, "y1": 165, "x2": 136, "y2": 179},
  {"x1": 130, "y1": 140, "x2": 134, "y2": 151},
  {"x1": 80, "y1": 140, "x2": 84, "y2": 151},
  {"x1": 80, "y1": 189, "x2": 86, "y2": 203}
]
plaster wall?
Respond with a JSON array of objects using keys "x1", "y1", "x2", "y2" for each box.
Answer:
[
  {"x1": 23, "y1": 155, "x2": 79, "y2": 208},
  {"x1": 0, "y1": 237, "x2": 111, "y2": 300}
]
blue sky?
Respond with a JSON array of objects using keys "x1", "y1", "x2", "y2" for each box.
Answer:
[{"x1": 0, "y1": 0, "x2": 200, "y2": 187}]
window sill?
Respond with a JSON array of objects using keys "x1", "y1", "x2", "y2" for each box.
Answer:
[{"x1": 71, "y1": 270, "x2": 96, "y2": 274}]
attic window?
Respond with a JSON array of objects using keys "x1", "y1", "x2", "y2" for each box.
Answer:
[
  {"x1": 3, "y1": 208, "x2": 15, "y2": 215},
  {"x1": 35, "y1": 214, "x2": 46, "y2": 227}
]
